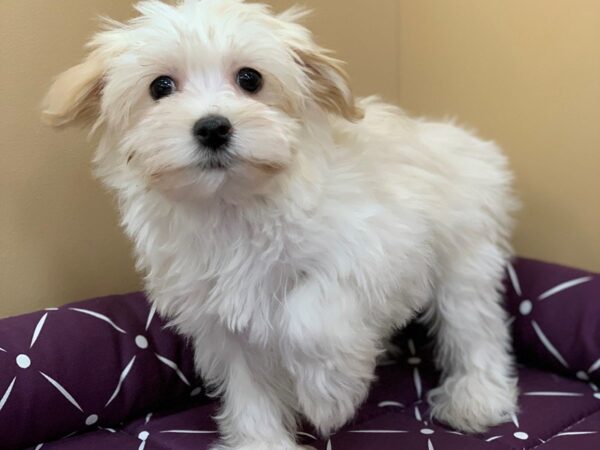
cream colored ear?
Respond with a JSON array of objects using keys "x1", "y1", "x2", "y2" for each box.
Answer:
[
  {"x1": 295, "y1": 48, "x2": 364, "y2": 122},
  {"x1": 42, "y1": 52, "x2": 105, "y2": 128}
]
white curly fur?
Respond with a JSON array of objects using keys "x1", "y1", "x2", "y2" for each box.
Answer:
[{"x1": 43, "y1": 1, "x2": 519, "y2": 448}]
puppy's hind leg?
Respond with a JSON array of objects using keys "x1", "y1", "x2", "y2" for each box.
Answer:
[{"x1": 426, "y1": 242, "x2": 518, "y2": 433}]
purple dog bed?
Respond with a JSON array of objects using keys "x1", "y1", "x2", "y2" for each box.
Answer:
[{"x1": 1, "y1": 258, "x2": 598, "y2": 450}]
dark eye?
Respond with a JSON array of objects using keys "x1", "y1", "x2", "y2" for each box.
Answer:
[
  {"x1": 150, "y1": 76, "x2": 176, "y2": 100},
  {"x1": 236, "y1": 68, "x2": 263, "y2": 93}
]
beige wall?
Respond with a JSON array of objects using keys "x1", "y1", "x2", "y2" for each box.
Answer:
[
  {"x1": 394, "y1": 0, "x2": 600, "y2": 274},
  {"x1": 0, "y1": 1, "x2": 141, "y2": 317},
  {"x1": 1, "y1": 1, "x2": 598, "y2": 317}
]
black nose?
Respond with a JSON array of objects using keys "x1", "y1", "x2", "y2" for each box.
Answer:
[{"x1": 193, "y1": 115, "x2": 232, "y2": 150}]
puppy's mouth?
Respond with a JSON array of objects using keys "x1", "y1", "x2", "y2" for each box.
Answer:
[
  {"x1": 148, "y1": 150, "x2": 286, "y2": 187},
  {"x1": 200, "y1": 158, "x2": 230, "y2": 171},
  {"x1": 198, "y1": 147, "x2": 236, "y2": 171}
]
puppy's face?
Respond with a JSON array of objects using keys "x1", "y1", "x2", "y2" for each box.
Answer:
[{"x1": 43, "y1": 0, "x2": 362, "y2": 200}]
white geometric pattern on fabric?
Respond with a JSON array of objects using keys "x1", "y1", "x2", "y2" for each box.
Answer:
[
  {"x1": 407, "y1": 339, "x2": 423, "y2": 400},
  {"x1": 297, "y1": 431, "x2": 317, "y2": 440},
  {"x1": 508, "y1": 262, "x2": 599, "y2": 394},
  {"x1": 0, "y1": 378, "x2": 16, "y2": 412},
  {"x1": 555, "y1": 431, "x2": 598, "y2": 437},
  {"x1": 68, "y1": 308, "x2": 127, "y2": 334},
  {"x1": 537, "y1": 277, "x2": 593, "y2": 301},
  {"x1": 39, "y1": 371, "x2": 84, "y2": 412},
  {"x1": 30, "y1": 313, "x2": 48, "y2": 348},
  {"x1": 105, "y1": 356, "x2": 137, "y2": 407},
  {"x1": 133, "y1": 417, "x2": 219, "y2": 450},
  {"x1": 320, "y1": 404, "x2": 463, "y2": 450},
  {"x1": 6, "y1": 304, "x2": 197, "y2": 449},
  {"x1": 0, "y1": 313, "x2": 50, "y2": 413},
  {"x1": 531, "y1": 321, "x2": 570, "y2": 368},
  {"x1": 524, "y1": 392, "x2": 583, "y2": 397},
  {"x1": 155, "y1": 354, "x2": 191, "y2": 386},
  {"x1": 378, "y1": 401, "x2": 405, "y2": 408},
  {"x1": 504, "y1": 263, "x2": 599, "y2": 443},
  {"x1": 145, "y1": 303, "x2": 157, "y2": 331}
]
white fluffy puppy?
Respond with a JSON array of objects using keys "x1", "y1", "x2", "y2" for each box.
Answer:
[{"x1": 43, "y1": 1, "x2": 519, "y2": 448}]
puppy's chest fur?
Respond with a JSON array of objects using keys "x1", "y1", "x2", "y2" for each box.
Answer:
[{"x1": 125, "y1": 186, "x2": 433, "y2": 347}]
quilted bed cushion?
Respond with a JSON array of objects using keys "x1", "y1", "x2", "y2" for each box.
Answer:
[{"x1": 0, "y1": 258, "x2": 598, "y2": 450}]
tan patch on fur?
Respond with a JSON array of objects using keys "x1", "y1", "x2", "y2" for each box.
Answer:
[
  {"x1": 147, "y1": 167, "x2": 190, "y2": 189},
  {"x1": 266, "y1": 95, "x2": 297, "y2": 118},
  {"x1": 149, "y1": 168, "x2": 179, "y2": 181},
  {"x1": 248, "y1": 160, "x2": 287, "y2": 175},
  {"x1": 295, "y1": 49, "x2": 364, "y2": 122},
  {"x1": 42, "y1": 53, "x2": 105, "y2": 128}
]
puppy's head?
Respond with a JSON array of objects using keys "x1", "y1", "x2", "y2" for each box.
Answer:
[{"x1": 43, "y1": 0, "x2": 362, "y2": 200}]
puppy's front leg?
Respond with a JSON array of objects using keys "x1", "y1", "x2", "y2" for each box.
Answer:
[
  {"x1": 281, "y1": 279, "x2": 380, "y2": 437},
  {"x1": 193, "y1": 322, "x2": 307, "y2": 450}
]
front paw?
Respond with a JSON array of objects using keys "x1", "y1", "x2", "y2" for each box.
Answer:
[
  {"x1": 300, "y1": 397, "x2": 354, "y2": 438},
  {"x1": 297, "y1": 381, "x2": 366, "y2": 437},
  {"x1": 428, "y1": 374, "x2": 518, "y2": 433}
]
